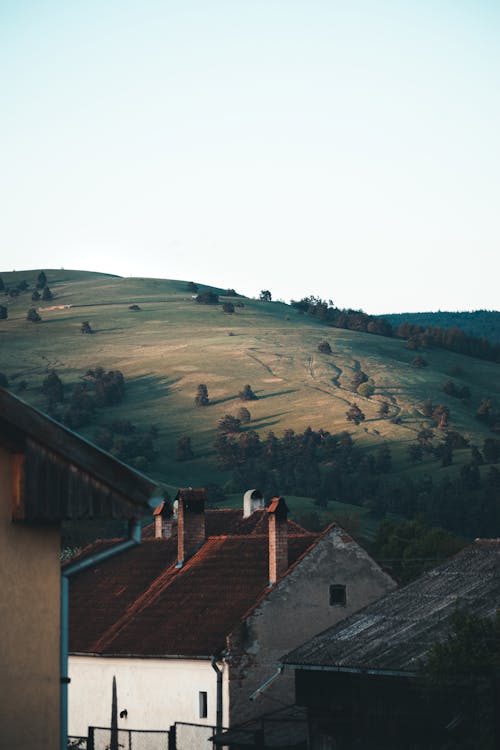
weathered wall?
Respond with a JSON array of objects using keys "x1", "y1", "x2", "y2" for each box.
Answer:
[
  {"x1": 69, "y1": 655, "x2": 229, "y2": 739},
  {"x1": 0, "y1": 447, "x2": 61, "y2": 750},
  {"x1": 227, "y1": 527, "x2": 396, "y2": 724}
]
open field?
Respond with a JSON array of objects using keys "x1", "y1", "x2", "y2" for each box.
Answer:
[{"x1": 2, "y1": 269, "x2": 499, "y2": 535}]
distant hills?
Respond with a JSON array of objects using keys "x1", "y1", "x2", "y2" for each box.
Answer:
[
  {"x1": 382, "y1": 310, "x2": 500, "y2": 344},
  {"x1": 1, "y1": 269, "x2": 499, "y2": 543}
]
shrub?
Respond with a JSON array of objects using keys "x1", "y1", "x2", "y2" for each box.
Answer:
[
  {"x1": 42, "y1": 371, "x2": 64, "y2": 403},
  {"x1": 195, "y1": 290, "x2": 219, "y2": 304},
  {"x1": 357, "y1": 381, "x2": 375, "y2": 398},
  {"x1": 218, "y1": 414, "x2": 241, "y2": 433},
  {"x1": 346, "y1": 403, "x2": 365, "y2": 425},
  {"x1": 237, "y1": 406, "x2": 251, "y2": 424},
  {"x1": 81, "y1": 321, "x2": 93, "y2": 334},
  {"x1": 195, "y1": 384, "x2": 209, "y2": 407},
  {"x1": 42, "y1": 286, "x2": 53, "y2": 301},
  {"x1": 128, "y1": 304, "x2": 141, "y2": 311},
  {"x1": 238, "y1": 384, "x2": 257, "y2": 401},
  {"x1": 26, "y1": 308, "x2": 41, "y2": 322},
  {"x1": 222, "y1": 302, "x2": 235, "y2": 314},
  {"x1": 318, "y1": 340, "x2": 332, "y2": 354}
]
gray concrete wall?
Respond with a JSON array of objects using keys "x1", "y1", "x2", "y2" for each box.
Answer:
[{"x1": 227, "y1": 526, "x2": 396, "y2": 724}]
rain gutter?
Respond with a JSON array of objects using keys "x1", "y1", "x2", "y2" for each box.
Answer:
[{"x1": 60, "y1": 518, "x2": 143, "y2": 749}]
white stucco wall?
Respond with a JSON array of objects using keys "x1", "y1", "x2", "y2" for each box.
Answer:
[{"x1": 69, "y1": 655, "x2": 228, "y2": 738}]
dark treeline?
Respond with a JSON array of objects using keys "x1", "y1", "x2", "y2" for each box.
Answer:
[
  {"x1": 215, "y1": 425, "x2": 500, "y2": 539},
  {"x1": 291, "y1": 297, "x2": 500, "y2": 363},
  {"x1": 383, "y1": 309, "x2": 500, "y2": 344}
]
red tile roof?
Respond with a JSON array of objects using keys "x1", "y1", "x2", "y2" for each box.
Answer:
[{"x1": 69, "y1": 531, "x2": 318, "y2": 657}]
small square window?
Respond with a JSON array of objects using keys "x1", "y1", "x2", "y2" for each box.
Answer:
[
  {"x1": 329, "y1": 584, "x2": 346, "y2": 606},
  {"x1": 199, "y1": 691, "x2": 208, "y2": 719}
]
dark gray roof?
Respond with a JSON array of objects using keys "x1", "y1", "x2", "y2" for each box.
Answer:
[
  {"x1": 283, "y1": 540, "x2": 500, "y2": 675},
  {"x1": 0, "y1": 387, "x2": 161, "y2": 522}
]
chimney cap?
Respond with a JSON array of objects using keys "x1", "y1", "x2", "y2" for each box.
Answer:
[
  {"x1": 267, "y1": 497, "x2": 288, "y2": 518},
  {"x1": 153, "y1": 498, "x2": 172, "y2": 517}
]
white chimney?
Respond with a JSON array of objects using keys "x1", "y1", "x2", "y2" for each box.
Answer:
[{"x1": 243, "y1": 488, "x2": 264, "y2": 518}]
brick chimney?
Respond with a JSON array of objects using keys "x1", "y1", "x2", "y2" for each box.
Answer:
[
  {"x1": 267, "y1": 497, "x2": 288, "y2": 585},
  {"x1": 176, "y1": 488, "x2": 206, "y2": 566},
  {"x1": 243, "y1": 488, "x2": 264, "y2": 518},
  {"x1": 153, "y1": 499, "x2": 173, "y2": 539}
]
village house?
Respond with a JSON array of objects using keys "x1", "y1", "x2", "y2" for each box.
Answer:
[
  {"x1": 68, "y1": 489, "x2": 396, "y2": 746},
  {"x1": 281, "y1": 540, "x2": 500, "y2": 750},
  {"x1": 0, "y1": 387, "x2": 160, "y2": 750}
]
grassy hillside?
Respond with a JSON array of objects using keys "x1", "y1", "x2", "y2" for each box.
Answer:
[{"x1": 1, "y1": 269, "x2": 499, "y2": 537}]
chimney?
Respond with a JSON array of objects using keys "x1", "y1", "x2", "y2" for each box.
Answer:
[
  {"x1": 267, "y1": 497, "x2": 288, "y2": 585},
  {"x1": 176, "y1": 488, "x2": 206, "y2": 566},
  {"x1": 243, "y1": 488, "x2": 265, "y2": 518},
  {"x1": 153, "y1": 499, "x2": 173, "y2": 539}
]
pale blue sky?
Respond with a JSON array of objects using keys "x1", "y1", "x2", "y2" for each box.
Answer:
[{"x1": 1, "y1": 0, "x2": 499, "y2": 313}]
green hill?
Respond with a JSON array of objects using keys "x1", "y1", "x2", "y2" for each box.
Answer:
[{"x1": 1, "y1": 269, "x2": 499, "y2": 539}]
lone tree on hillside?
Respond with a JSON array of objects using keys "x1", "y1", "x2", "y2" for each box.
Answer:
[
  {"x1": 259, "y1": 290, "x2": 272, "y2": 302},
  {"x1": 346, "y1": 403, "x2": 365, "y2": 425},
  {"x1": 42, "y1": 286, "x2": 53, "y2": 301},
  {"x1": 318, "y1": 340, "x2": 332, "y2": 354},
  {"x1": 36, "y1": 271, "x2": 47, "y2": 289},
  {"x1": 239, "y1": 384, "x2": 258, "y2": 401},
  {"x1": 0, "y1": 305, "x2": 7, "y2": 320},
  {"x1": 195, "y1": 384, "x2": 209, "y2": 407},
  {"x1": 222, "y1": 302, "x2": 235, "y2": 314},
  {"x1": 42, "y1": 371, "x2": 64, "y2": 404},
  {"x1": 237, "y1": 406, "x2": 251, "y2": 424},
  {"x1": 27, "y1": 308, "x2": 41, "y2": 322},
  {"x1": 31, "y1": 290, "x2": 41, "y2": 301},
  {"x1": 81, "y1": 321, "x2": 93, "y2": 334}
]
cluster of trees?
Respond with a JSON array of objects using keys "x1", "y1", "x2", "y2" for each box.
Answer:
[
  {"x1": 213, "y1": 425, "x2": 393, "y2": 502},
  {"x1": 93, "y1": 419, "x2": 158, "y2": 471},
  {"x1": 442, "y1": 378, "x2": 470, "y2": 399},
  {"x1": 476, "y1": 398, "x2": 500, "y2": 434},
  {"x1": 195, "y1": 290, "x2": 219, "y2": 304},
  {"x1": 290, "y1": 296, "x2": 500, "y2": 364},
  {"x1": 43, "y1": 367, "x2": 126, "y2": 428},
  {"x1": 371, "y1": 518, "x2": 465, "y2": 583}
]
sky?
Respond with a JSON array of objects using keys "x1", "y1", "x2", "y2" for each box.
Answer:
[{"x1": 1, "y1": 0, "x2": 499, "y2": 314}]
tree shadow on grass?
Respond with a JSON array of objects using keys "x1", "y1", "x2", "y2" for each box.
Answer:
[
  {"x1": 250, "y1": 412, "x2": 289, "y2": 424},
  {"x1": 211, "y1": 395, "x2": 239, "y2": 406},
  {"x1": 255, "y1": 388, "x2": 298, "y2": 400},
  {"x1": 125, "y1": 373, "x2": 182, "y2": 402}
]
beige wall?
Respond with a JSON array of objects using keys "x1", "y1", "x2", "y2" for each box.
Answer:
[
  {"x1": 0, "y1": 447, "x2": 61, "y2": 750},
  {"x1": 227, "y1": 526, "x2": 397, "y2": 724}
]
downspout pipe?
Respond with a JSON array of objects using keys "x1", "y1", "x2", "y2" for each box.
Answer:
[
  {"x1": 60, "y1": 518, "x2": 143, "y2": 750},
  {"x1": 211, "y1": 656, "x2": 223, "y2": 735}
]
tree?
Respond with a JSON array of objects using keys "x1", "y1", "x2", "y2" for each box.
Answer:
[
  {"x1": 42, "y1": 286, "x2": 53, "y2": 301},
  {"x1": 357, "y1": 381, "x2": 375, "y2": 398},
  {"x1": 81, "y1": 321, "x2": 93, "y2": 334},
  {"x1": 42, "y1": 371, "x2": 64, "y2": 403},
  {"x1": 31, "y1": 290, "x2": 41, "y2": 301},
  {"x1": 26, "y1": 308, "x2": 41, "y2": 322},
  {"x1": 237, "y1": 406, "x2": 251, "y2": 424},
  {"x1": 351, "y1": 371, "x2": 368, "y2": 391},
  {"x1": 0, "y1": 305, "x2": 7, "y2": 320},
  {"x1": 195, "y1": 290, "x2": 219, "y2": 304},
  {"x1": 346, "y1": 403, "x2": 365, "y2": 425},
  {"x1": 239, "y1": 384, "x2": 257, "y2": 401},
  {"x1": 195, "y1": 384, "x2": 209, "y2": 406},
  {"x1": 128, "y1": 304, "x2": 141, "y2": 311},
  {"x1": 317, "y1": 340, "x2": 332, "y2": 354},
  {"x1": 36, "y1": 270, "x2": 47, "y2": 289},
  {"x1": 259, "y1": 290, "x2": 272, "y2": 302},
  {"x1": 420, "y1": 609, "x2": 500, "y2": 750},
  {"x1": 412, "y1": 355, "x2": 428, "y2": 368},
  {"x1": 222, "y1": 302, "x2": 235, "y2": 314},
  {"x1": 378, "y1": 401, "x2": 390, "y2": 418},
  {"x1": 176, "y1": 436, "x2": 194, "y2": 461},
  {"x1": 217, "y1": 414, "x2": 241, "y2": 433}
]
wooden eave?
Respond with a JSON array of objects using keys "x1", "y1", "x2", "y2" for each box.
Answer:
[{"x1": 0, "y1": 388, "x2": 159, "y2": 523}]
